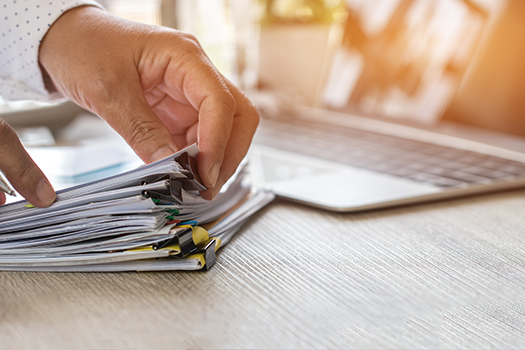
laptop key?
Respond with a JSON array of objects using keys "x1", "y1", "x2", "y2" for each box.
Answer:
[
  {"x1": 425, "y1": 167, "x2": 455, "y2": 176},
  {"x1": 439, "y1": 150, "x2": 471, "y2": 159},
  {"x1": 402, "y1": 152, "x2": 429, "y2": 161},
  {"x1": 433, "y1": 177, "x2": 465, "y2": 187},
  {"x1": 419, "y1": 147, "x2": 447, "y2": 156},
  {"x1": 386, "y1": 158, "x2": 415, "y2": 167},
  {"x1": 441, "y1": 161, "x2": 469, "y2": 170},
  {"x1": 461, "y1": 166, "x2": 511, "y2": 179},
  {"x1": 497, "y1": 165, "x2": 525, "y2": 176},
  {"x1": 385, "y1": 167, "x2": 419, "y2": 177},
  {"x1": 443, "y1": 171, "x2": 490, "y2": 183},
  {"x1": 364, "y1": 162, "x2": 399, "y2": 172},
  {"x1": 407, "y1": 163, "x2": 430, "y2": 171},
  {"x1": 418, "y1": 157, "x2": 447, "y2": 165},
  {"x1": 405, "y1": 173, "x2": 457, "y2": 186},
  {"x1": 478, "y1": 160, "x2": 525, "y2": 175}
]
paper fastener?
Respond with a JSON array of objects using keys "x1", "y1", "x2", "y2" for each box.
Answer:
[{"x1": 203, "y1": 238, "x2": 218, "y2": 270}]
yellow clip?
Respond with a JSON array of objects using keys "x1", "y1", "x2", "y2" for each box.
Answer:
[
  {"x1": 191, "y1": 226, "x2": 209, "y2": 245},
  {"x1": 175, "y1": 225, "x2": 209, "y2": 245},
  {"x1": 128, "y1": 225, "x2": 211, "y2": 259}
]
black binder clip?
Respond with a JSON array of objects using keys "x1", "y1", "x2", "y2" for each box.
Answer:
[
  {"x1": 174, "y1": 152, "x2": 207, "y2": 192},
  {"x1": 202, "y1": 239, "x2": 217, "y2": 271},
  {"x1": 175, "y1": 227, "x2": 197, "y2": 256},
  {"x1": 141, "y1": 176, "x2": 183, "y2": 204},
  {"x1": 156, "y1": 226, "x2": 198, "y2": 256}
]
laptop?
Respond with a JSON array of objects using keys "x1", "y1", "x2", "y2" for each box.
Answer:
[
  {"x1": 249, "y1": 106, "x2": 525, "y2": 212},
  {"x1": 248, "y1": 0, "x2": 525, "y2": 212}
]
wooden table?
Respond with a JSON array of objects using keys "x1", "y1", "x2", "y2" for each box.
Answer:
[{"x1": 2, "y1": 190, "x2": 525, "y2": 349}]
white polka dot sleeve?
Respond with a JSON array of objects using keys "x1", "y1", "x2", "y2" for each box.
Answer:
[{"x1": 0, "y1": 0, "x2": 104, "y2": 101}]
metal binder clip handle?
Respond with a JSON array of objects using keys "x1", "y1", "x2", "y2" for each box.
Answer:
[
  {"x1": 177, "y1": 228, "x2": 197, "y2": 256},
  {"x1": 203, "y1": 239, "x2": 217, "y2": 271},
  {"x1": 174, "y1": 152, "x2": 207, "y2": 191}
]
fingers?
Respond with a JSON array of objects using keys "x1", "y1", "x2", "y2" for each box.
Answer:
[
  {"x1": 196, "y1": 89, "x2": 236, "y2": 189},
  {"x1": 156, "y1": 41, "x2": 256, "y2": 198},
  {"x1": 151, "y1": 97, "x2": 199, "y2": 137},
  {"x1": 0, "y1": 119, "x2": 56, "y2": 207},
  {"x1": 199, "y1": 80, "x2": 259, "y2": 200},
  {"x1": 93, "y1": 74, "x2": 181, "y2": 164},
  {"x1": 172, "y1": 59, "x2": 236, "y2": 189},
  {"x1": 157, "y1": 37, "x2": 237, "y2": 189},
  {"x1": 0, "y1": 192, "x2": 5, "y2": 206}
]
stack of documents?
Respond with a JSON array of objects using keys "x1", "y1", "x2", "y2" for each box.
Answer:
[{"x1": 0, "y1": 144, "x2": 274, "y2": 272}]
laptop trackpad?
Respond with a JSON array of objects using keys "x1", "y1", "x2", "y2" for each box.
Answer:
[{"x1": 249, "y1": 147, "x2": 440, "y2": 211}]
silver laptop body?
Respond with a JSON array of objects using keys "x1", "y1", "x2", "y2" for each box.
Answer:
[{"x1": 249, "y1": 106, "x2": 525, "y2": 212}]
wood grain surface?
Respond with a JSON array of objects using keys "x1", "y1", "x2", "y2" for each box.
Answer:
[{"x1": 2, "y1": 191, "x2": 525, "y2": 349}]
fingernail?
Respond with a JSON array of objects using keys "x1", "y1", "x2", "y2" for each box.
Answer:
[
  {"x1": 36, "y1": 179, "x2": 56, "y2": 206},
  {"x1": 207, "y1": 163, "x2": 220, "y2": 188},
  {"x1": 151, "y1": 146, "x2": 176, "y2": 163}
]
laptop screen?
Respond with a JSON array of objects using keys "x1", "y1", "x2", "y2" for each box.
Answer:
[{"x1": 321, "y1": 0, "x2": 524, "y2": 136}]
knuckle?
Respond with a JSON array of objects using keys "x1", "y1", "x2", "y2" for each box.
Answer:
[
  {"x1": 82, "y1": 73, "x2": 121, "y2": 115},
  {"x1": 95, "y1": 71, "x2": 121, "y2": 96},
  {"x1": 235, "y1": 94, "x2": 260, "y2": 131},
  {"x1": 221, "y1": 91, "x2": 237, "y2": 117},
  {"x1": 126, "y1": 116, "x2": 163, "y2": 150},
  {"x1": 178, "y1": 32, "x2": 203, "y2": 52},
  {"x1": 98, "y1": 70, "x2": 121, "y2": 91},
  {"x1": 180, "y1": 32, "x2": 199, "y2": 45}
]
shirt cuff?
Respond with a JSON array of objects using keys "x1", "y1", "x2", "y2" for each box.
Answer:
[{"x1": 0, "y1": 0, "x2": 104, "y2": 101}]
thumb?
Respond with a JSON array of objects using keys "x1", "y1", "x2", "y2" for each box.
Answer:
[
  {"x1": 94, "y1": 82, "x2": 180, "y2": 164},
  {"x1": 0, "y1": 119, "x2": 56, "y2": 207}
]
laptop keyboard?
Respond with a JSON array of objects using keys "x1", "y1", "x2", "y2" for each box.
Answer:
[{"x1": 254, "y1": 118, "x2": 525, "y2": 188}]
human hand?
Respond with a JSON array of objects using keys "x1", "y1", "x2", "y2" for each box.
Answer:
[
  {"x1": 0, "y1": 118, "x2": 56, "y2": 207},
  {"x1": 39, "y1": 6, "x2": 259, "y2": 200}
]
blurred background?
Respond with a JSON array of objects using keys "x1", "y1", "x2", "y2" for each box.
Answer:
[
  {"x1": 3, "y1": 0, "x2": 525, "y2": 131},
  {"x1": 80, "y1": 0, "x2": 525, "y2": 135},
  {"x1": 98, "y1": 0, "x2": 525, "y2": 136},
  {"x1": 2, "y1": 0, "x2": 525, "y2": 191}
]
